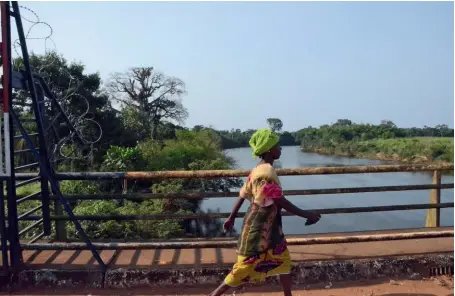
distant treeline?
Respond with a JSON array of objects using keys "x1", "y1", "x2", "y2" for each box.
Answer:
[
  {"x1": 191, "y1": 119, "x2": 454, "y2": 150},
  {"x1": 192, "y1": 126, "x2": 298, "y2": 149},
  {"x1": 297, "y1": 120, "x2": 454, "y2": 163}
]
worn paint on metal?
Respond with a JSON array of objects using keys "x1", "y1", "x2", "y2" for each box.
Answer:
[
  {"x1": 17, "y1": 202, "x2": 454, "y2": 222},
  {"x1": 125, "y1": 163, "x2": 454, "y2": 179},
  {"x1": 18, "y1": 230, "x2": 454, "y2": 250},
  {"x1": 33, "y1": 183, "x2": 453, "y2": 201},
  {"x1": 13, "y1": 163, "x2": 455, "y2": 181}
]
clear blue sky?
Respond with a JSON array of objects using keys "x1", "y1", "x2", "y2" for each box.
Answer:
[{"x1": 19, "y1": 1, "x2": 454, "y2": 131}]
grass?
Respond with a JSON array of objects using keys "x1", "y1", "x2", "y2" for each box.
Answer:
[
  {"x1": 303, "y1": 137, "x2": 454, "y2": 164},
  {"x1": 15, "y1": 182, "x2": 41, "y2": 196},
  {"x1": 353, "y1": 137, "x2": 454, "y2": 163}
]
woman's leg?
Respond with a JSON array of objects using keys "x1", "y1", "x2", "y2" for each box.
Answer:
[
  {"x1": 207, "y1": 282, "x2": 231, "y2": 296},
  {"x1": 279, "y1": 274, "x2": 293, "y2": 296}
]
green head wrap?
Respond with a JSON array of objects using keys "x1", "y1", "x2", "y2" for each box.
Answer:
[{"x1": 249, "y1": 128, "x2": 280, "y2": 158}]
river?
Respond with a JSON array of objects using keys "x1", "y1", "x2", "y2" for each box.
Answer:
[{"x1": 201, "y1": 146, "x2": 454, "y2": 235}]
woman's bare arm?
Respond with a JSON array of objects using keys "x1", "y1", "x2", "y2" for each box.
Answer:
[
  {"x1": 224, "y1": 197, "x2": 245, "y2": 232},
  {"x1": 275, "y1": 197, "x2": 321, "y2": 224},
  {"x1": 229, "y1": 197, "x2": 245, "y2": 219}
]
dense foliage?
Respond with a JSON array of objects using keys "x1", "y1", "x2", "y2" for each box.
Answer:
[
  {"x1": 13, "y1": 53, "x2": 241, "y2": 240},
  {"x1": 11, "y1": 52, "x2": 453, "y2": 241},
  {"x1": 207, "y1": 119, "x2": 454, "y2": 153},
  {"x1": 298, "y1": 120, "x2": 454, "y2": 163}
]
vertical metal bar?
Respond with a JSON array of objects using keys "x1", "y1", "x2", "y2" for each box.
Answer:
[
  {"x1": 35, "y1": 84, "x2": 50, "y2": 235},
  {"x1": 425, "y1": 170, "x2": 442, "y2": 227},
  {"x1": 2, "y1": 1, "x2": 22, "y2": 268},
  {"x1": 46, "y1": 88, "x2": 66, "y2": 240},
  {"x1": 1, "y1": 3, "x2": 10, "y2": 179},
  {"x1": 10, "y1": 3, "x2": 105, "y2": 271},
  {"x1": 0, "y1": 1, "x2": 9, "y2": 273},
  {"x1": 0, "y1": 111, "x2": 3, "y2": 176},
  {"x1": 39, "y1": 85, "x2": 65, "y2": 240},
  {"x1": 53, "y1": 190, "x2": 66, "y2": 240},
  {"x1": 0, "y1": 181, "x2": 9, "y2": 270}
]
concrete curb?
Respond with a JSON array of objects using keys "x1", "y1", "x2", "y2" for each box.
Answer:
[{"x1": 9, "y1": 253, "x2": 453, "y2": 290}]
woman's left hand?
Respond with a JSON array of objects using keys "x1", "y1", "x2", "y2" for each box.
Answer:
[
  {"x1": 305, "y1": 212, "x2": 321, "y2": 226},
  {"x1": 223, "y1": 218, "x2": 235, "y2": 232}
]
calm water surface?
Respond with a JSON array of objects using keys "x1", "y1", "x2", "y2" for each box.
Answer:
[{"x1": 201, "y1": 146, "x2": 454, "y2": 235}]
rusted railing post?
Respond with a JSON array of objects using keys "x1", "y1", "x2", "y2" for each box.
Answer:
[
  {"x1": 53, "y1": 181, "x2": 67, "y2": 241},
  {"x1": 425, "y1": 170, "x2": 441, "y2": 227},
  {"x1": 54, "y1": 200, "x2": 67, "y2": 241}
]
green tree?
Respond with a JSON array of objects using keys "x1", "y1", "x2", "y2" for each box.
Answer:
[
  {"x1": 83, "y1": 129, "x2": 243, "y2": 239},
  {"x1": 297, "y1": 119, "x2": 453, "y2": 163},
  {"x1": 279, "y1": 131, "x2": 297, "y2": 146},
  {"x1": 107, "y1": 67, "x2": 188, "y2": 140},
  {"x1": 267, "y1": 118, "x2": 283, "y2": 133},
  {"x1": 380, "y1": 120, "x2": 397, "y2": 128},
  {"x1": 13, "y1": 52, "x2": 131, "y2": 169},
  {"x1": 333, "y1": 119, "x2": 353, "y2": 126},
  {"x1": 435, "y1": 124, "x2": 452, "y2": 137}
]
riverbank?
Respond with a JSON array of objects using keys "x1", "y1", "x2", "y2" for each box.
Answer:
[{"x1": 301, "y1": 137, "x2": 454, "y2": 164}]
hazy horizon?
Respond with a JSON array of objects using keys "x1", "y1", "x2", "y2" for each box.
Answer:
[{"x1": 14, "y1": 1, "x2": 455, "y2": 131}]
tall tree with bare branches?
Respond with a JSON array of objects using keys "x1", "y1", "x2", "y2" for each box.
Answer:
[{"x1": 107, "y1": 67, "x2": 188, "y2": 140}]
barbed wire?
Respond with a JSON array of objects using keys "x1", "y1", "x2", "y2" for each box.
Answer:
[{"x1": 11, "y1": 5, "x2": 103, "y2": 164}]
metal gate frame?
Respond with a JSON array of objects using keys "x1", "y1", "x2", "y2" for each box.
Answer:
[{"x1": 0, "y1": 1, "x2": 106, "y2": 279}]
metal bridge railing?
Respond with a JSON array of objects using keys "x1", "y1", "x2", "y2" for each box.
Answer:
[{"x1": 13, "y1": 163, "x2": 455, "y2": 248}]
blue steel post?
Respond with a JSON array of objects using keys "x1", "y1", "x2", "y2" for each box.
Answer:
[{"x1": 36, "y1": 84, "x2": 51, "y2": 235}]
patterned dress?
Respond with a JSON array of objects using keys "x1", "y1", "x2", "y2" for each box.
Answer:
[{"x1": 224, "y1": 163, "x2": 291, "y2": 287}]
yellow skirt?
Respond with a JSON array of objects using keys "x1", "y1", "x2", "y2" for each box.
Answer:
[{"x1": 224, "y1": 247, "x2": 291, "y2": 287}]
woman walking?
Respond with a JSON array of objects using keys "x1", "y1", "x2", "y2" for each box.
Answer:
[{"x1": 208, "y1": 128, "x2": 321, "y2": 296}]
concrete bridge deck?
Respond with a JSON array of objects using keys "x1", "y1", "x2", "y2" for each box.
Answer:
[
  {"x1": 14, "y1": 227, "x2": 454, "y2": 270},
  {"x1": 1, "y1": 227, "x2": 453, "y2": 290}
]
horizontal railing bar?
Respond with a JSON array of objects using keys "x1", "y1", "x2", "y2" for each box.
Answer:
[
  {"x1": 18, "y1": 204, "x2": 42, "y2": 220},
  {"x1": 17, "y1": 229, "x2": 454, "y2": 250},
  {"x1": 19, "y1": 118, "x2": 37, "y2": 123},
  {"x1": 18, "y1": 218, "x2": 43, "y2": 236},
  {"x1": 15, "y1": 162, "x2": 39, "y2": 172},
  {"x1": 13, "y1": 163, "x2": 455, "y2": 180},
  {"x1": 16, "y1": 191, "x2": 41, "y2": 204},
  {"x1": 15, "y1": 176, "x2": 40, "y2": 188},
  {"x1": 18, "y1": 202, "x2": 454, "y2": 221},
  {"x1": 13, "y1": 133, "x2": 38, "y2": 139},
  {"x1": 27, "y1": 231, "x2": 45, "y2": 244},
  {"x1": 122, "y1": 164, "x2": 455, "y2": 179},
  {"x1": 39, "y1": 183, "x2": 455, "y2": 201},
  {"x1": 14, "y1": 148, "x2": 37, "y2": 154}
]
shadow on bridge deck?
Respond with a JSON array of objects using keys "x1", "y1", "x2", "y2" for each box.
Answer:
[
  {"x1": 12, "y1": 227, "x2": 454, "y2": 270},
  {"x1": 1, "y1": 227, "x2": 453, "y2": 290}
]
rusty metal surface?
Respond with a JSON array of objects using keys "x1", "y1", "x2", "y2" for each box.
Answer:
[
  {"x1": 33, "y1": 183, "x2": 453, "y2": 201},
  {"x1": 426, "y1": 170, "x2": 442, "y2": 227},
  {"x1": 125, "y1": 163, "x2": 454, "y2": 179},
  {"x1": 13, "y1": 163, "x2": 455, "y2": 180},
  {"x1": 17, "y1": 202, "x2": 455, "y2": 221},
  {"x1": 17, "y1": 229, "x2": 454, "y2": 250}
]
